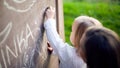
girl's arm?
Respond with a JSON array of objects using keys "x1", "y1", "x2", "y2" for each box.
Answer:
[
  {"x1": 44, "y1": 18, "x2": 69, "y2": 61},
  {"x1": 44, "y1": 7, "x2": 69, "y2": 61}
]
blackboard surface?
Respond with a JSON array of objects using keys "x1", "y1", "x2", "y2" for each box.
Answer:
[{"x1": 0, "y1": 0, "x2": 56, "y2": 68}]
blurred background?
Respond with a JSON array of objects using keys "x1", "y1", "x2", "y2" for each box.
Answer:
[{"x1": 63, "y1": 0, "x2": 120, "y2": 44}]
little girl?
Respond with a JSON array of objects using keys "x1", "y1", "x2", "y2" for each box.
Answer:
[{"x1": 44, "y1": 7, "x2": 102, "y2": 68}]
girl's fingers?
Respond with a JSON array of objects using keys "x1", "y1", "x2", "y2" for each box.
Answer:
[
  {"x1": 49, "y1": 6, "x2": 55, "y2": 11},
  {"x1": 45, "y1": 6, "x2": 55, "y2": 18},
  {"x1": 48, "y1": 47, "x2": 53, "y2": 51},
  {"x1": 47, "y1": 42, "x2": 53, "y2": 51}
]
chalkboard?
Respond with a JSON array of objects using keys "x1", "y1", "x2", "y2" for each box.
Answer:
[{"x1": 0, "y1": 0, "x2": 64, "y2": 68}]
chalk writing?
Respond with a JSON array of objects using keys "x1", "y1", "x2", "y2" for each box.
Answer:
[
  {"x1": 0, "y1": 22, "x2": 35, "y2": 68},
  {"x1": 6, "y1": 44, "x2": 18, "y2": 65},
  {"x1": 25, "y1": 24, "x2": 34, "y2": 48},
  {"x1": 4, "y1": 0, "x2": 37, "y2": 13},
  {"x1": 13, "y1": 0, "x2": 26, "y2": 3},
  {"x1": 1, "y1": 49, "x2": 7, "y2": 68},
  {"x1": 16, "y1": 31, "x2": 25, "y2": 53},
  {"x1": 17, "y1": 24, "x2": 34, "y2": 53},
  {"x1": 0, "y1": 22, "x2": 12, "y2": 45}
]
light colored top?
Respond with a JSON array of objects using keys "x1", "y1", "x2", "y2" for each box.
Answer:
[{"x1": 44, "y1": 19, "x2": 87, "y2": 68}]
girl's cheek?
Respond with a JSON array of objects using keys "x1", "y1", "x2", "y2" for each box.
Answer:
[
  {"x1": 70, "y1": 32, "x2": 75, "y2": 45},
  {"x1": 70, "y1": 33, "x2": 73, "y2": 43},
  {"x1": 70, "y1": 33, "x2": 72, "y2": 42}
]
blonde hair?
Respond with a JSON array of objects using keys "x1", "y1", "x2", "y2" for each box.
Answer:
[
  {"x1": 74, "y1": 16, "x2": 102, "y2": 48},
  {"x1": 80, "y1": 26, "x2": 120, "y2": 68}
]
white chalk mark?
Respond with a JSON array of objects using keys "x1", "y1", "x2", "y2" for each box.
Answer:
[
  {"x1": 14, "y1": 37, "x2": 18, "y2": 57},
  {"x1": 26, "y1": 24, "x2": 34, "y2": 40},
  {"x1": 0, "y1": 22, "x2": 12, "y2": 45},
  {"x1": 13, "y1": 0, "x2": 26, "y2": 3},
  {"x1": 1, "y1": 49, "x2": 7, "y2": 68},
  {"x1": 17, "y1": 24, "x2": 34, "y2": 53},
  {"x1": 0, "y1": 63, "x2": 2, "y2": 68},
  {"x1": 6, "y1": 44, "x2": 18, "y2": 65},
  {"x1": 16, "y1": 31, "x2": 25, "y2": 53},
  {"x1": 16, "y1": 34, "x2": 21, "y2": 53},
  {"x1": 4, "y1": 0, "x2": 37, "y2": 13},
  {"x1": 24, "y1": 24, "x2": 34, "y2": 49},
  {"x1": 20, "y1": 31, "x2": 26, "y2": 50}
]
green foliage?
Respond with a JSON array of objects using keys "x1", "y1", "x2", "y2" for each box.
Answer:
[
  {"x1": 64, "y1": 0, "x2": 120, "y2": 3},
  {"x1": 64, "y1": 2, "x2": 120, "y2": 44}
]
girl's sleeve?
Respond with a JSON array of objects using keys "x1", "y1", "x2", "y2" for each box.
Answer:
[{"x1": 44, "y1": 18, "x2": 69, "y2": 61}]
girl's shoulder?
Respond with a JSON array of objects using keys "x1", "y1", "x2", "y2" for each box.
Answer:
[
  {"x1": 65, "y1": 43, "x2": 77, "y2": 57},
  {"x1": 65, "y1": 43, "x2": 75, "y2": 51},
  {"x1": 65, "y1": 43, "x2": 87, "y2": 68}
]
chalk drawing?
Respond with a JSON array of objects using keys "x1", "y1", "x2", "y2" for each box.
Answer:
[
  {"x1": 25, "y1": 24, "x2": 34, "y2": 48},
  {"x1": 0, "y1": 64, "x2": 1, "y2": 68},
  {"x1": 0, "y1": 22, "x2": 12, "y2": 45},
  {"x1": 13, "y1": 0, "x2": 26, "y2": 3},
  {"x1": 26, "y1": 24, "x2": 34, "y2": 40},
  {"x1": 4, "y1": 0, "x2": 37, "y2": 13},
  {"x1": 6, "y1": 37, "x2": 19, "y2": 65},
  {"x1": 17, "y1": 24, "x2": 34, "y2": 53},
  {"x1": 1, "y1": 49, "x2": 7, "y2": 68},
  {"x1": 6, "y1": 43, "x2": 18, "y2": 65},
  {"x1": 0, "y1": 22, "x2": 35, "y2": 67},
  {"x1": 16, "y1": 31, "x2": 25, "y2": 53}
]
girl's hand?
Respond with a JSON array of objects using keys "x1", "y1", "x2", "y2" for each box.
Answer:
[
  {"x1": 46, "y1": 6, "x2": 55, "y2": 19},
  {"x1": 47, "y1": 42, "x2": 53, "y2": 53}
]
